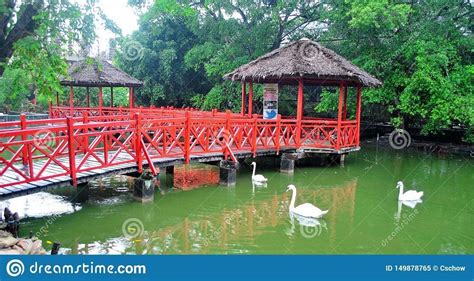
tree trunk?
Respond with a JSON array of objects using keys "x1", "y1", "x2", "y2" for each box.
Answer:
[{"x1": 0, "y1": 2, "x2": 42, "y2": 76}]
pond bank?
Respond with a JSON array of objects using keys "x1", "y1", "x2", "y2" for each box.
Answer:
[{"x1": 363, "y1": 136, "x2": 473, "y2": 157}]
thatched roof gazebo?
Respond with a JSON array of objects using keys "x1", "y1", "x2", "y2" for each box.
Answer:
[
  {"x1": 223, "y1": 38, "x2": 381, "y2": 151},
  {"x1": 55, "y1": 58, "x2": 143, "y2": 115}
]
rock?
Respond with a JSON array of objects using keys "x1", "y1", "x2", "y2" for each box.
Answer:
[
  {"x1": 0, "y1": 248, "x2": 24, "y2": 255},
  {"x1": 0, "y1": 236, "x2": 18, "y2": 249},
  {"x1": 16, "y1": 239, "x2": 33, "y2": 254},
  {"x1": 11, "y1": 245, "x2": 26, "y2": 254},
  {"x1": 30, "y1": 240, "x2": 46, "y2": 255},
  {"x1": 0, "y1": 230, "x2": 11, "y2": 238}
]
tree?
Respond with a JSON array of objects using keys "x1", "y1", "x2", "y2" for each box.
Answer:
[
  {"x1": 316, "y1": 0, "x2": 473, "y2": 140},
  {"x1": 0, "y1": 0, "x2": 115, "y2": 112},
  {"x1": 118, "y1": 0, "x2": 324, "y2": 111}
]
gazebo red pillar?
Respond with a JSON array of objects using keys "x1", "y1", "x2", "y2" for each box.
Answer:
[
  {"x1": 248, "y1": 82, "x2": 253, "y2": 116},
  {"x1": 342, "y1": 86, "x2": 348, "y2": 120},
  {"x1": 99, "y1": 86, "x2": 103, "y2": 115},
  {"x1": 86, "y1": 87, "x2": 90, "y2": 107},
  {"x1": 336, "y1": 82, "x2": 344, "y2": 150},
  {"x1": 129, "y1": 87, "x2": 134, "y2": 109},
  {"x1": 356, "y1": 85, "x2": 362, "y2": 146},
  {"x1": 110, "y1": 87, "x2": 114, "y2": 107},
  {"x1": 296, "y1": 78, "x2": 304, "y2": 146},
  {"x1": 69, "y1": 86, "x2": 74, "y2": 115},
  {"x1": 241, "y1": 82, "x2": 246, "y2": 115}
]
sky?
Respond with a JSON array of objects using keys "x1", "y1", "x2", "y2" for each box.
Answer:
[{"x1": 73, "y1": 0, "x2": 140, "y2": 56}]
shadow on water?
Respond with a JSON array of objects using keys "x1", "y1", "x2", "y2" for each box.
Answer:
[{"x1": 3, "y1": 146, "x2": 473, "y2": 254}]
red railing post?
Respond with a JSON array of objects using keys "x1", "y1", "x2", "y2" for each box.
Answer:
[
  {"x1": 82, "y1": 112, "x2": 89, "y2": 153},
  {"x1": 67, "y1": 117, "x2": 77, "y2": 186},
  {"x1": 275, "y1": 114, "x2": 281, "y2": 154},
  {"x1": 20, "y1": 114, "x2": 28, "y2": 166},
  {"x1": 184, "y1": 110, "x2": 191, "y2": 164},
  {"x1": 134, "y1": 113, "x2": 143, "y2": 173},
  {"x1": 224, "y1": 110, "x2": 231, "y2": 160},
  {"x1": 252, "y1": 114, "x2": 258, "y2": 157},
  {"x1": 103, "y1": 126, "x2": 109, "y2": 166}
]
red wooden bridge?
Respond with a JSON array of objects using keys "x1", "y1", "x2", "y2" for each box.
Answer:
[
  {"x1": 0, "y1": 39, "x2": 382, "y2": 198},
  {"x1": 0, "y1": 105, "x2": 360, "y2": 198}
]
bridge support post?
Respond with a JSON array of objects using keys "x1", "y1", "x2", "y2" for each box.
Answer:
[
  {"x1": 165, "y1": 166, "x2": 174, "y2": 175},
  {"x1": 72, "y1": 183, "x2": 90, "y2": 204},
  {"x1": 280, "y1": 153, "x2": 298, "y2": 174},
  {"x1": 219, "y1": 160, "x2": 239, "y2": 187},
  {"x1": 133, "y1": 172, "x2": 155, "y2": 203},
  {"x1": 328, "y1": 153, "x2": 346, "y2": 167}
]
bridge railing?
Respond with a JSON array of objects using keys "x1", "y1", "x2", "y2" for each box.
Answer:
[{"x1": 0, "y1": 111, "x2": 358, "y2": 188}]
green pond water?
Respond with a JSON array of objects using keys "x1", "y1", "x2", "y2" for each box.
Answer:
[{"x1": 7, "y1": 146, "x2": 474, "y2": 254}]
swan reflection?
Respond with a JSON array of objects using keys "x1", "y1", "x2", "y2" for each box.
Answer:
[
  {"x1": 287, "y1": 212, "x2": 327, "y2": 237},
  {"x1": 395, "y1": 200, "x2": 422, "y2": 222},
  {"x1": 251, "y1": 181, "x2": 267, "y2": 194}
]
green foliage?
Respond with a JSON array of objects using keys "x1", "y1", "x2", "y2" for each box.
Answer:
[
  {"x1": 0, "y1": 0, "x2": 115, "y2": 112},
  {"x1": 318, "y1": 0, "x2": 473, "y2": 140},
  {"x1": 118, "y1": 0, "x2": 324, "y2": 111}
]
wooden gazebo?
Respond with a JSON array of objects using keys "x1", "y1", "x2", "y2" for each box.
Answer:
[
  {"x1": 55, "y1": 58, "x2": 143, "y2": 116},
  {"x1": 223, "y1": 38, "x2": 382, "y2": 151}
]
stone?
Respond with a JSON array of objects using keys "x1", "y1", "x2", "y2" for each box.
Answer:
[
  {"x1": 0, "y1": 236, "x2": 18, "y2": 249},
  {"x1": 133, "y1": 172, "x2": 155, "y2": 203},
  {"x1": 11, "y1": 245, "x2": 25, "y2": 254},
  {"x1": 30, "y1": 240, "x2": 47, "y2": 255},
  {"x1": 0, "y1": 248, "x2": 24, "y2": 255},
  {"x1": 280, "y1": 153, "x2": 298, "y2": 174},
  {"x1": 17, "y1": 239, "x2": 33, "y2": 253},
  {"x1": 219, "y1": 160, "x2": 239, "y2": 186}
]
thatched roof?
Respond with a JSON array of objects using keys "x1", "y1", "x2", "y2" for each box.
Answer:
[
  {"x1": 223, "y1": 38, "x2": 382, "y2": 87},
  {"x1": 60, "y1": 58, "x2": 143, "y2": 87}
]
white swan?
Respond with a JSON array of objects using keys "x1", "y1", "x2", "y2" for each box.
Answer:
[
  {"x1": 250, "y1": 162, "x2": 267, "y2": 183},
  {"x1": 397, "y1": 181, "x2": 424, "y2": 201},
  {"x1": 286, "y1": 184, "x2": 328, "y2": 218}
]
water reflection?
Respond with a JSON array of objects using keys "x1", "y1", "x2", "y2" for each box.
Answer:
[
  {"x1": 287, "y1": 212, "x2": 328, "y2": 237},
  {"x1": 56, "y1": 179, "x2": 357, "y2": 254},
  {"x1": 11, "y1": 147, "x2": 473, "y2": 254},
  {"x1": 252, "y1": 181, "x2": 267, "y2": 194},
  {"x1": 395, "y1": 200, "x2": 422, "y2": 222},
  {"x1": 173, "y1": 164, "x2": 219, "y2": 190}
]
